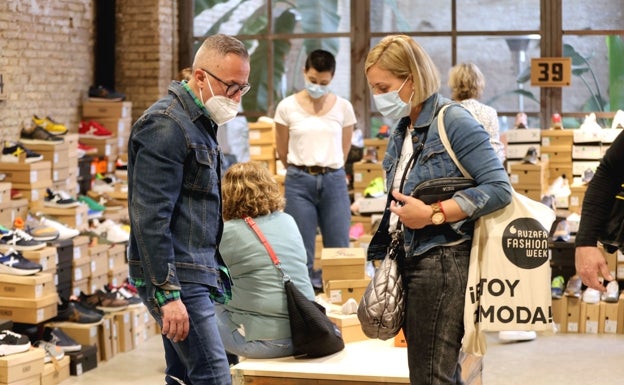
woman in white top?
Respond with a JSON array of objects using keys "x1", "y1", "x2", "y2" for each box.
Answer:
[
  {"x1": 448, "y1": 62, "x2": 505, "y2": 164},
  {"x1": 274, "y1": 49, "x2": 356, "y2": 289}
]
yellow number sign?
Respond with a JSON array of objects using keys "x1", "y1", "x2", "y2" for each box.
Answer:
[{"x1": 530, "y1": 57, "x2": 572, "y2": 87}]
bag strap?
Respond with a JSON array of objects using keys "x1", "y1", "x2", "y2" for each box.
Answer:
[
  {"x1": 437, "y1": 104, "x2": 473, "y2": 180},
  {"x1": 244, "y1": 216, "x2": 287, "y2": 280}
]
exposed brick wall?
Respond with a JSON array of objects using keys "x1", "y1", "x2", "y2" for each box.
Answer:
[{"x1": 0, "y1": 0, "x2": 177, "y2": 143}]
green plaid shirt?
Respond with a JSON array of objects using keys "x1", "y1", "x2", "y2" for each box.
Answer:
[{"x1": 130, "y1": 278, "x2": 180, "y2": 306}]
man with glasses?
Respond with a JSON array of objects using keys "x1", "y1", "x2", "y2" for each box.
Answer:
[{"x1": 128, "y1": 34, "x2": 250, "y2": 385}]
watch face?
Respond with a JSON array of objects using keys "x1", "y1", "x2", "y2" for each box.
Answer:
[{"x1": 432, "y1": 212, "x2": 445, "y2": 225}]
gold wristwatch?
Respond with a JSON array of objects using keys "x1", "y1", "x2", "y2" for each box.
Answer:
[{"x1": 430, "y1": 202, "x2": 446, "y2": 225}]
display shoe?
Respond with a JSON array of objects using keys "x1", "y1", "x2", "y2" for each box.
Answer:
[
  {"x1": 88, "y1": 85, "x2": 126, "y2": 101},
  {"x1": 498, "y1": 331, "x2": 537, "y2": 343},
  {"x1": 36, "y1": 216, "x2": 80, "y2": 240},
  {"x1": 34, "y1": 340, "x2": 65, "y2": 363},
  {"x1": 582, "y1": 287, "x2": 601, "y2": 304},
  {"x1": 32, "y1": 115, "x2": 68, "y2": 136},
  {"x1": 0, "y1": 226, "x2": 47, "y2": 251},
  {"x1": 551, "y1": 113, "x2": 563, "y2": 129},
  {"x1": 43, "y1": 327, "x2": 81, "y2": 353},
  {"x1": 52, "y1": 297, "x2": 103, "y2": 324},
  {"x1": 1, "y1": 141, "x2": 44, "y2": 163},
  {"x1": 551, "y1": 275, "x2": 565, "y2": 299},
  {"x1": 349, "y1": 223, "x2": 364, "y2": 240},
  {"x1": 364, "y1": 177, "x2": 385, "y2": 198},
  {"x1": 341, "y1": 298, "x2": 359, "y2": 315},
  {"x1": 103, "y1": 284, "x2": 143, "y2": 307},
  {"x1": 16, "y1": 215, "x2": 60, "y2": 242},
  {"x1": 20, "y1": 123, "x2": 64, "y2": 144},
  {"x1": 602, "y1": 281, "x2": 620, "y2": 303},
  {"x1": 566, "y1": 212, "x2": 580, "y2": 234},
  {"x1": 582, "y1": 168, "x2": 595, "y2": 184},
  {"x1": 90, "y1": 219, "x2": 129, "y2": 244},
  {"x1": 612, "y1": 110, "x2": 624, "y2": 129},
  {"x1": 552, "y1": 220, "x2": 571, "y2": 242},
  {"x1": 362, "y1": 146, "x2": 378, "y2": 163},
  {"x1": 44, "y1": 188, "x2": 80, "y2": 208},
  {"x1": 0, "y1": 330, "x2": 31, "y2": 357},
  {"x1": 540, "y1": 194, "x2": 556, "y2": 211},
  {"x1": 564, "y1": 275, "x2": 582, "y2": 298},
  {"x1": 79, "y1": 290, "x2": 128, "y2": 313},
  {"x1": 0, "y1": 248, "x2": 42, "y2": 275},
  {"x1": 521, "y1": 146, "x2": 538, "y2": 164},
  {"x1": 79, "y1": 120, "x2": 113, "y2": 138}
]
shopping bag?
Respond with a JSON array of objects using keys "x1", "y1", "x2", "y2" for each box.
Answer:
[{"x1": 462, "y1": 190, "x2": 556, "y2": 356}]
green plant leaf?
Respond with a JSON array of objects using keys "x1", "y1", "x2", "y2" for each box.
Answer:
[{"x1": 607, "y1": 35, "x2": 624, "y2": 111}]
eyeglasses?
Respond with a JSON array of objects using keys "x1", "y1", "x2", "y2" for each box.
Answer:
[{"x1": 201, "y1": 68, "x2": 251, "y2": 97}]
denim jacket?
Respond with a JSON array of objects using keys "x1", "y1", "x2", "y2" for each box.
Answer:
[
  {"x1": 367, "y1": 93, "x2": 512, "y2": 261},
  {"x1": 128, "y1": 80, "x2": 224, "y2": 291}
]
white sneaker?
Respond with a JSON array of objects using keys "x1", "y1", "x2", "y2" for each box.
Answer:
[
  {"x1": 39, "y1": 217, "x2": 80, "y2": 240},
  {"x1": 92, "y1": 219, "x2": 129, "y2": 244},
  {"x1": 602, "y1": 281, "x2": 620, "y2": 303},
  {"x1": 498, "y1": 331, "x2": 537, "y2": 342},
  {"x1": 582, "y1": 287, "x2": 601, "y2": 304}
]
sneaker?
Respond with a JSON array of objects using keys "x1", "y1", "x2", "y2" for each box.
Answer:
[
  {"x1": 104, "y1": 284, "x2": 143, "y2": 307},
  {"x1": 0, "y1": 226, "x2": 46, "y2": 251},
  {"x1": 0, "y1": 330, "x2": 31, "y2": 356},
  {"x1": 498, "y1": 331, "x2": 537, "y2": 343},
  {"x1": 20, "y1": 123, "x2": 64, "y2": 144},
  {"x1": 78, "y1": 142, "x2": 98, "y2": 155},
  {"x1": 566, "y1": 212, "x2": 580, "y2": 234},
  {"x1": 582, "y1": 287, "x2": 601, "y2": 304},
  {"x1": 540, "y1": 194, "x2": 556, "y2": 211},
  {"x1": 376, "y1": 125, "x2": 390, "y2": 139},
  {"x1": 364, "y1": 177, "x2": 385, "y2": 198},
  {"x1": 362, "y1": 147, "x2": 378, "y2": 163},
  {"x1": 1, "y1": 141, "x2": 44, "y2": 163},
  {"x1": 88, "y1": 85, "x2": 126, "y2": 101},
  {"x1": 32, "y1": 115, "x2": 68, "y2": 136},
  {"x1": 522, "y1": 146, "x2": 538, "y2": 164},
  {"x1": 37, "y1": 216, "x2": 80, "y2": 240},
  {"x1": 114, "y1": 157, "x2": 128, "y2": 176},
  {"x1": 551, "y1": 276, "x2": 565, "y2": 299},
  {"x1": 79, "y1": 290, "x2": 128, "y2": 312},
  {"x1": 79, "y1": 121, "x2": 113, "y2": 138},
  {"x1": 34, "y1": 340, "x2": 65, "y2": 363},
  {"x1": 44, "y1": 327, "x2": 81, "y2": 353},
  {"x1": 44, "y1": 188, "x2": 80, "y2": 208},
  {"x1": 612, "y1": 110, "x2": 624, "y2": 129},
  {"x1": 52, "y1": 297, "x2": 103, "y2": 324},
  {"x1": 90, "y1": 219, "x2": 129, "y2": 244},
  {"x1": 602, "y1": 281, "x2": 620, "y2": 303},
  {"x1": 16, "y1": 216, "x2": 59, "y2": 242},
  {"x1": 564, "y1": 275, "x2": 582, "y2": 298},
  {"x1": 551, "y1": 113, "x2": 563, "y2": 129},
  {"x1": 547, "y1": 175, "x2": 571, "y2": 198},
  {"x1": 0, "y1": 249, "x2": 42, "y2": 275},
  {"x1": 11, "y1": 189, "x2": 23, "y2": 199},
  {"x1": 349, "y1": 223, "x2": 364, "y2": 241},
  {"x1": 552, "y1": 220, "x2": 571, "y2": 242},
  {"x1": 77, "y1": 195, "x2": 106, "y2": 212}
]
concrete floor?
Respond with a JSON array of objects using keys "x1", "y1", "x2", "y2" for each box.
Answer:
[{"x1": 58, "y1": 332, "x2": 624, "y2": 385}]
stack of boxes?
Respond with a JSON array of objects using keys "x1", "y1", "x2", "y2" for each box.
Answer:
[
  {"x1": 321, "y1": 247, "x2": 371, "y2": 343},
  {"x1": 81, "y1": 100, "x2": 132, "y2": 174},
  {"x1": 248, "y1": 120, "x2": 277, "y2": 175}
]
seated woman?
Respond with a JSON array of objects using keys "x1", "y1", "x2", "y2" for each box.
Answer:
[{"x1": 217, "y1": 162, "x2": 316, "y2": 359}]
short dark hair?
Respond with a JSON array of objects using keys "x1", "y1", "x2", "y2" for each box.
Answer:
[{"x1": 304, "y1": 49, "x2": 336, "y2": 76}]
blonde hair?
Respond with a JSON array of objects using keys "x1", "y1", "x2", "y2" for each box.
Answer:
[
  {"x1": 364, "y1": 35, "x2": 440, "y2": 105},
  {"x1": 222, "y1": 162, "x2": 285, "y2": 221},
  {"x1": 448, "y1": 62, "x2": 485, "y2": 101}
]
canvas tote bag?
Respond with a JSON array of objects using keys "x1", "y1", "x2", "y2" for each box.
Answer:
[{"x1": 437, "y1": 105, "x2": 556, "y2": 356}]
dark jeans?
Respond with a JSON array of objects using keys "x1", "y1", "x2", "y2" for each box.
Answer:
[{"x1": 403, "y1": 242, "x2": 470, "y2": 385}]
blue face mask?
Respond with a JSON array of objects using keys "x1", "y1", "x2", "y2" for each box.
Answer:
[
  {"x1": 305, "y1": 80, "x2": 329, "y2": 99},
  {"x1": 373, "y1": 78, "x2": 413, "y2": 119}
]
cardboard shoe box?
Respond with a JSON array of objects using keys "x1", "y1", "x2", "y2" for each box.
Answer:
[
  {"x1": 0, "y1": 292, "x2": 58, "y2": 324},
  {"x1": 247, "y1": 121, "x2": 274, "y2": 144},
  {"x1": 41, "y1": 356, "x2": 70, "y2": 385},
  {"x1": 320, "y1": 248, "x2": 366, "y2": 281},
  {"x1": 327, "y1": 311, "x2": 369, "y2": 343},
  {"x1": 67, "y1": 344, "x2": 98, "y2": 376},
  {"x1": 324, "y1": 278, "x2": 371, "y2": 305},
  {"x1": 0, "y1": 272, "x2": 56, "y2": 299},
  {"x1": 0, "y1": 348, "x2": 46, "y2": 384}
]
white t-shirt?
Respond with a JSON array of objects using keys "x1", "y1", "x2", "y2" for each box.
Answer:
[{"x1": 274, "y1": 94, "x2": 357, "y2": 169}]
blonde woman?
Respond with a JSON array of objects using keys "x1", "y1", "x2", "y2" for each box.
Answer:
[
  {"x1": 217, "y1": 162, "x2": 315, "y2": 359},
  {"x1": 364, "y1": 36, "x2": 512, "y2": 384}
]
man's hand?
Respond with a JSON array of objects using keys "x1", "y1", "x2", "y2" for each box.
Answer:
[
  {"x1": 575, "y1": 246, "x2": 613, "y2": 292},
  {"x1": 160, "y1": 299, "x2": 190, "y2": 342}
]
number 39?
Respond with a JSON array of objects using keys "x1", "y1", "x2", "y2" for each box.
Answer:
[{"x1": 537, "y1": 62, "x2": 563, "y2": 82}]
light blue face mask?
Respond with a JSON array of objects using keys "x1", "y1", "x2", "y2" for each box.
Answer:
[
  {"x1": 373, "y1": 77, "x2": 413, "y2": 119},
  {"x1": 305, "y1": 80, "x2": 329, "y2": 99}
]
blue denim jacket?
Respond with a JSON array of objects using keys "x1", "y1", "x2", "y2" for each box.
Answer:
[
  {"x1": 367, "y1": 93, "x2": 512, "y2": 261},
  {"x1": 128, "y1": 81, "x2": 224, "y2": 291}
]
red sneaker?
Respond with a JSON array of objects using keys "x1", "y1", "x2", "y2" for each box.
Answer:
[{"x1": 79, "y1": 121, "x2": 112, "y2": 138}]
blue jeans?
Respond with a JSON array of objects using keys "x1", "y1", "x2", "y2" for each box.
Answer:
[
  {"x1": 284, "y1": 166, "x2": 351, "y2": 287},
  {"x1": 402, "y1": 242, "x2": 470, "y2": 385},
  {"x1": 138, "y1": 282, "x2": 231, "y2": 385},
  {"x1": 215, "y1": 305, "x2": 293, "y2": 358}
]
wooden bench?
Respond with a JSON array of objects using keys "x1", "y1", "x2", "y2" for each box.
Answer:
[{"x1": 230, "y1": 339, "x2": 482, "y2": 385}]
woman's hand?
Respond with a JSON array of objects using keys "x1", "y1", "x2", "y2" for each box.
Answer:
[{"x1": 389, "y1": 190, "x2": 431, "y2": 229}]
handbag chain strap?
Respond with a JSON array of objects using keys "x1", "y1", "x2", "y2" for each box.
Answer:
[{"x1": 243, "y1": 216, "x2": 288, "y2": 280}]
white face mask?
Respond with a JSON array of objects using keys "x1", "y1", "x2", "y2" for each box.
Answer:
[
  {"x1": 372, "y1": 78, "x2": 413, "y2": 120},
  {"x1": 304, "y1": 80, "x2": 329, "y2": 99},
  {"x1": 201, "y1": 72, "x2": 239, "y2": 125}
]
